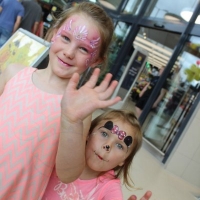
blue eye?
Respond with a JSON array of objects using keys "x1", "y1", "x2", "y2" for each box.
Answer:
[
  {"x1": 116, "y1": 143, "x2": 123, "y2": 150},
  {"x1": 101, "y1": 131, "x2": 108, "y2": 137}
]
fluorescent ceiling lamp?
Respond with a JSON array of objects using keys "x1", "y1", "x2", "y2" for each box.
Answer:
[
  {"x1": 135, "y1": 36, "x2": 173, "y2": 56},
  {"x1": 180, "y1": 8, "x2": 200, "y2": 24}
]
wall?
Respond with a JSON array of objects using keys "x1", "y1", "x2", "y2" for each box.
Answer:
[{"x1": 166, "y1": 101, "x2": 200, "y2": 189}]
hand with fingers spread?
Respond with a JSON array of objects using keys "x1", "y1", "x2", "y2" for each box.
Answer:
[
  {"x1": 61, "y1": 68, "x2": 121, "y2": 122},
  {"x1": 128, "y1": 191, "x2": 152, "y2": 200},
  {"x1": 56, "y1": 69, "x2": 121, "y2": 183}
]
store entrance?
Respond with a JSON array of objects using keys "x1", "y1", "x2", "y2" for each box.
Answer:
[
  {"x1": 128, "y1": 27, "x2": 181, "y2": 157},
  {"x1": 130, "y1": 27, "x2": 200, "y2": 160}
]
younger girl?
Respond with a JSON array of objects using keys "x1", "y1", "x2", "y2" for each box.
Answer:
[
  {"x1": 0, "y1": 2, "x2": 120, "y2": 199},
  {"x1": 43, "y1": 109, "x2": 143, "y2": 200}
]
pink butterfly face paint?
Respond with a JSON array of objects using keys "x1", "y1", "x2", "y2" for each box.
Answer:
[
  {"x1": 102, "y1": 121, "x2": 133, "y2": 148},
  {"x1": 55, "y1": 16, "x2": 101, "y2": 67}
]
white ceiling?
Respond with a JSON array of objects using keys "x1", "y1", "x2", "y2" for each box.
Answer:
[{"x1": 133, "y1": 28, "x2": 181, "y2": 69}]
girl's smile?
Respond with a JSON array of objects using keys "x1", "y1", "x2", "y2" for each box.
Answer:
[
  {"x1": 57, "y1": 57, "x2": 73, "y2": 67},
  {"x1": 49, "y1": 13, "x2": 102, "y2": 79}
]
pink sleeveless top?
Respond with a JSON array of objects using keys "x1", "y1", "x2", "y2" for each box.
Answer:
[{"x1": 0, "y1": 67, "x2": 62, "y2": 199}]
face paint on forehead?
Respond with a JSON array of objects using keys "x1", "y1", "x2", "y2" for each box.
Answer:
[
  {"x1": 56, "y1": 18, "x2": 101, "y2": 49},
  {"x1": 103, "y1": 121, "x2": 133, "y2": 147},
  {"x1": 73, "y1": 25, "x2": 88, "y2": 41}
]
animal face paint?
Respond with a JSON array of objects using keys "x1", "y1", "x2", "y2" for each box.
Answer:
[
  {"x1": 55, "y1": 17, "x2": 100, "y2": 67},
  {"x1": 102, "y1": 121, "x2": 133, "y2": 148}
]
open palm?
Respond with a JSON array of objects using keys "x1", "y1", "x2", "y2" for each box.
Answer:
[{"x1": 61, "y1": 68, "x2": 121, "y2": 122}]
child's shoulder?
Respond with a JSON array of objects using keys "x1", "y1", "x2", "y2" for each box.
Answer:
[
  {"x1": 0, "y1": 64, "x2": 27, "y2": 95},
  {"x1": 4, "y1": 64, "x2": 27, "y2": 81}
]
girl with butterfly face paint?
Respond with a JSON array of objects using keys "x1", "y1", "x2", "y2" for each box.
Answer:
[
  {"x1": 0, "y1": 2, "x2": 121, "y2": 199},
  {"x1": 43, "y1": 110, "x2": 151, "y2": 200}
]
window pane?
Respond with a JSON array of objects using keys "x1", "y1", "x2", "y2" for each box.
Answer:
[
  {"x1": 122, "y1": 0, "x2": 145, "y2": 15},
  {"x1": 142, "y1": 35, "x2": 200, "y2": 152},
  {"x1": 144, "y1": 0, "x2": 199, "y2": 24},
  {"x1": 108, "y1": 21, "x2": 131, "y2": 72},
  {"x1": 98, "y1": 0, "x2": 123, "y2": 10}
]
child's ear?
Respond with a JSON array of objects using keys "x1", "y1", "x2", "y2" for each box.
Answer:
[{"x1": 118, "y1": 161, "x2": 125, "y2": 167}]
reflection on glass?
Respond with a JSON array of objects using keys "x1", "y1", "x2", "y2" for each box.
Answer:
[
  {"x1": 144, "y1": 0, "x2": 199, "y2": 23},
  {"x1": 122, "y1": 0, "x2": 145, "y2": 15},
  {"x1": 107, "y1": 22, "x2": 131, "y2": 71},
  {"x1": 97, "y1": 21, "x2": 131, "y2": 83},
  {"x1": 98, "y1": 0, "x2": 122, "y2": 10},
  {"x1": 142, "y1": 35, "x2": 200, "y2": 153}
]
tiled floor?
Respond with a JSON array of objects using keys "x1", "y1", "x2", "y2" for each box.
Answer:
[{"x1": 92, "y1": 98, "x2": 200, "y2": 200}]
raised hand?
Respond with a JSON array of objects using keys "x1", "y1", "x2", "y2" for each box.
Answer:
[
  {"x1": 61, "y1": 68, "x2": 121, "y2": 122},
  {"x1": 128, "y1": 191, "x2": 152, "y2": 200}
]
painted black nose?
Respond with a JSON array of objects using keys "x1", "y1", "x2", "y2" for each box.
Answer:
[{"x1": 104, "y1": 145, "x2": 110, "y2": 151}]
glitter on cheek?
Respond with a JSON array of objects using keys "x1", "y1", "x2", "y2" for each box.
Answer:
[{"x1": 85, "y1": 50, "x2": 98, "y2": 67}]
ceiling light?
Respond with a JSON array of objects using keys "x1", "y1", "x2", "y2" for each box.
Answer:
[
  {"x1": 164, "y1": 13, "x2": 184, "y2": 22},
  {"x1": 180, "y1": 8, "x2": 200, "y2": 24}
]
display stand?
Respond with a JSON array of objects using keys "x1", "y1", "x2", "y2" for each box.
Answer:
[
  {"x1": 110, "y1": 46, "x2": 148, "y2": 109},
  {"x1": 0, "y1": 28, "x2": 50, "y2": 73}
]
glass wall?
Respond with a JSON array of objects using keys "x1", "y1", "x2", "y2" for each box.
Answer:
[
  {"x1": 87, "y1": 0, "x2": 200, "y2": 162},
  {"x1": 98, "y1": 0, "x2": 123, "y2": 10},
  {"x1": 142, "y1": 35, "x2": 200, "y2": 153},
  {"x1": 144, "y1": 0, "x2": 199, "y2": 24},
  {"x1": 108, "y1": 22, "x2": 131, "y2": 72},
  {"x1": 121, "y1": 0, "x2": 145, "y2": 15}
]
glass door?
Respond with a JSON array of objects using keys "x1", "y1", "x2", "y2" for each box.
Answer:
[{"x1": 142, "y1": 35, "x2": 200, "y2": 154}]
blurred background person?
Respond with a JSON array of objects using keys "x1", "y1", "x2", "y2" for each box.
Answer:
[
  {"x1": 0, "y1": 0, "x2": 24, "y2": 48},
  {"x1": 20, "y1": 0, "x2": 42, "y2": 35},
  {"x1": 135, "y1": 67, "x2": 165, "y2": 118},
  {"x1": 34, "y1": 12, "x2": 44, "y2": 38}
]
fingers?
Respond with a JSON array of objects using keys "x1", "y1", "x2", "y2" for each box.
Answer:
[
  {"x1": 127, "y1": 191, "x2": 152, "y2": 200},
  {"x1": 93, "y1": 96, "x2": 121, "y2": 110},
  {"x1": 66, "y1": 73, "x2": 80, "y2": 90},
  {"x1": 127, "y1": 195, "x2": 137, "y2": 200},
  {"x1": 96, "y1": 80, "x2": 118, "y2": 100},
  {"x1": 140, "y1": 191, "x2": 152, "y2": 200},
  {"x1": 95, "y1": 73, "x2": 113, "y2": 93},
  {"x1": 84, "y1": 68, "x2": 100, "y2": 88}
]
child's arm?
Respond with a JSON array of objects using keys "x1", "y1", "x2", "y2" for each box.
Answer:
[
  {"x1": 0, "y1": 64, "x2": 25, "y2": 95},
  {"x1": 56, "y1": 68, "x2": 121, "y2": 183}
]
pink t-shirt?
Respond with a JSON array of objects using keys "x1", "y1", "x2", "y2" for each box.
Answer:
[
  {"x1": 42, "y1": 168, "x2": 123, "y2": 200},
  {"x1": 0, "y1": 67, "x2": 62, "y2": 199}
]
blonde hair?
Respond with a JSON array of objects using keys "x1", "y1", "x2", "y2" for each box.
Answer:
[
  {"x1": 89, "y1": 109, "x2": 142, "y2": 188},
  {"x1": 45, "y1": 2, "x2": 114, "y2": 69}
]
